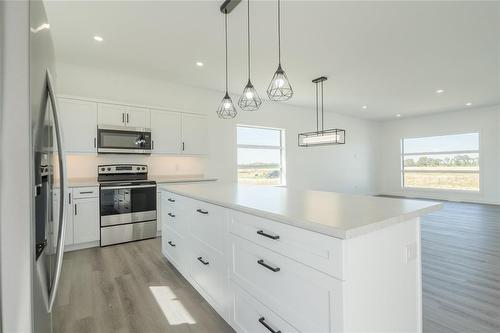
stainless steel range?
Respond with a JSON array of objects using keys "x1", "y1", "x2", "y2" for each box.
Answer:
[{"x1": 98, "y1": 164, "x2": 157, "y2": 246}]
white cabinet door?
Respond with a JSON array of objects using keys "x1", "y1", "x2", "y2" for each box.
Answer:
[
  {"x1": 73, "y1": 197, "x2": 100, "y2": 244},
  {"x1": 97, "y1": 103, "x2": 127, "y2": 127},
  {"x1": 150, "y1": 110, "x2": 182, "y2": 154},
  {"x1": 53, "y1": 190, "x2": 73, "y2": 246},
  {"x1": 181, "y1": 114, "x2": 208, "y2": 155},
  {"x1": 126, "y1": 106, "x2": 150, "y2": 128},
  {"x1": 58, "y1": 98, "x2": 97, "y2": 153}
]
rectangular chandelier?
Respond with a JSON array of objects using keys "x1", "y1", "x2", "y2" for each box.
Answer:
[{"x1": 298, "y1": 76, "x2": 346, "y2": 147}]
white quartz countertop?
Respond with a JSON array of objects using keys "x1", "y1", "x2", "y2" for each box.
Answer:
[
  {"x1": 160, "y1": 182, "x2": 442, "y2": 239},
  {"x1": 64, "y1": 175, "x2": 216, "y2": 188}
]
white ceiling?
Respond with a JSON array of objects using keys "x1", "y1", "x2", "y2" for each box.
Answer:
[{"x1": 45, "y1": 0, "x2": 500, "y2": 119}]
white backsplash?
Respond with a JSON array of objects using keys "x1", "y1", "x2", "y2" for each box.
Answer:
[{"x1": 66, "y1": 154, "x2": 208, "y2": 178}]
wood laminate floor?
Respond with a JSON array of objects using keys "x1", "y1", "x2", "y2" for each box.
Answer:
[{"x1": 54, "y1": 201, "x2": 500, "y2": 333}]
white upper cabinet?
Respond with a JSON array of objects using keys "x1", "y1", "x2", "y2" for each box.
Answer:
[
  {"x1": 126, "y1": 106, "x2": 150, "y2": 128},
  {"x1": 182, "y1": 113, "x2": 208, "y2": 155},
  {"x1": 97, "y1": 103, "x2": 128, "y2": 127},
  {"x1": 150, "y1": 110, "x2": 182, "y2": 153},
  {"x1": 58, "y1": 98, "x2": 97, "y2": 153},
  {"x1": 97, "y1": 103, "x2": 150, "y2": 128}
]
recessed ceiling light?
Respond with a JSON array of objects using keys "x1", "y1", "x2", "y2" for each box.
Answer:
[
  {"x1": 196, "y1": 61, "x2": 204, "y2": 67},
  {"x1": 465, "y1": 102, "x2": 472, "y2": 106},
  {"x1": 362, "y1": 105, "x2": 368, "y2": 109},
  {"x1": 93, "y1": 35, "x2": 103, "y2": 42},
  {"x1": 396, "y1": 114, "x2": 401, "y2": 118},
  {"x1": 435, "y1": 89, "x2": 445, "y2": 94}
]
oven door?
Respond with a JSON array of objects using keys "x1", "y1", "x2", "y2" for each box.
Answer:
[
  {"x1": 100, "y1": 183, "x2": 157, "y2": 226},
  {"x1": 97, "y1": 126, "x2": 151, "y2": 154}
]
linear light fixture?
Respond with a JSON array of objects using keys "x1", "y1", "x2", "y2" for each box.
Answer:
[{"x1": 298, "y1": 76, "x2": 346, "y2": 147}]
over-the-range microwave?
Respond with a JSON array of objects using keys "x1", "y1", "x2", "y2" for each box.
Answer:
[{"x1": 97, "y1": 126, "x2": 152, "y2": 154}]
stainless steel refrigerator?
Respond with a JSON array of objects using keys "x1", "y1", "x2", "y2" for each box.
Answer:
[{"x1": 31, "y1": 0, "x2": 68, "y2": 332}]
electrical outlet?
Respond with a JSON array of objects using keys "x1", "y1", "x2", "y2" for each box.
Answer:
[{"x1": 405, "y1": 243, "x2": 418, "y2": 263}]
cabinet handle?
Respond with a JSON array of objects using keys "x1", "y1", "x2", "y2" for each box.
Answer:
[
  {"x1": 126, "y1": 113, "x2": 129, "y2": 123},
  {"x1": 182, "y1": 142, "x2": 185, "y2": 151},
  {"x1": 167, "y1": 198, "x2": 175, "y2": 202},
  {"x1": 79, "y1": 191, "x2": 94, "y2": 194},
  {"x1": 68, "y1": 192, "x2": 71, "y2": 204},
  {"x1": 122, "y1": 113, "x2": 125, "y2": 123},
  {"x1": 197, "y1": 257, "x2": 209, "y2": 265},
  {"x1": 94, "y1": 137, "x2": 96, "y2": 148},
  {"x1": 74, "y1": 203, "x2": 77, "y2": 216},
  {"x1": 258, "y1": 317, "x2": 281, "y2": 333},
  {"x1": 257, "y1": 230, "x2": 280, "y2": 240},
  {"x1": 168, "y1": 213, "x2": 175, "y2": 218},
  {"x1": 196, "y1": 209, "x2": 208, "y2": 215},
  {"x1": 257, "y1": 259, "x2": 280, "y2": 272},
  {"x1": 168, "y1": 241, "x2": 176, "y2": 247},
  {"x1": 152, "y1": 140, "x2": 154, "y2": 150}
]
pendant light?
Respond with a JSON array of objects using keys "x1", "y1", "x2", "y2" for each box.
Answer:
[
  {"x1": 267, "y1": 0, "x2": 293, "y2": 102},
  {"x1": 238, "y1": 0, "x2": 262, "y2": 111},
  {"x1": 298, "y1": 76, "x2": 346, "y2": 147},
  {"x1": 217, "y1": 9, "x2": 237, "y2": 119}
]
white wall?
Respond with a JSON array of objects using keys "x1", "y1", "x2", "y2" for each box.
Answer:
[
  {"x1": 377, "y1": 105, "x2": 500, "y2": 204},
  {"x1": 56, "y1": 63, "x2": 379, "y2": 194}
]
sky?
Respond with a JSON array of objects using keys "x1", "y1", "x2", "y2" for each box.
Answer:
[{"x1": 403, "y1": 133, "x2": 479, "y2": 154}]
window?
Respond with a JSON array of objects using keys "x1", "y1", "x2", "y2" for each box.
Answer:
[
  {"x1": 237, "y1": 125, "x2": 285, "y2": 185},
  {"x1": 401, "y1": 133, "x2": 480, "y2": 191}
]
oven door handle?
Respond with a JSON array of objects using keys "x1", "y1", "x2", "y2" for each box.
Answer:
[{"x1": 101, "y1": 184, "x2": 157, "y2": 190}]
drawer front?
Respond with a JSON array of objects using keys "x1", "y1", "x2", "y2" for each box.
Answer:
[
  {"x1": 190, "y1": 239, "x2": 228, "y2": 313},
  {"x1": 231, "y1": 236, "x2": 343, "y2": 333},
  {"x1": 229, "y1": 210, "x2": 343, "y2": 279},
  {"x1": 72, "y1": 186, "x2": 99, "y2": 199},
  {"x1": 233, "y1": 284, "x2": 300, "y2": 333},
  {"x1": 162, "y1": 227, "x2": 189, "y2": 274},
  {"x1": 162, "y1": 191, "x2": 186, "y2": 209},
  {"x1": 161, "y1": 196, "x2": 188, "y2": 237},
  {"x1": 187, "y1": 200, "x2": 227, "y2": 255}
]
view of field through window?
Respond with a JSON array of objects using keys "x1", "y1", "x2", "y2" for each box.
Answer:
[
  {"x1": 237, "y1": 126, "x2": 284, "y2": 185},
  {"x1": 401, "y1": 133, "x2": 480, "y2": 191}
]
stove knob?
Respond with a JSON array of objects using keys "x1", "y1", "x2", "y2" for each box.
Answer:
[
  {"x1": 136, "y1": 167, "x2": 140, "y2": 171},
  {"x1": 142, "y1": 167, "x2": 146, "y2": 170},
  {"x1": 107, "y1": 167, "x2": 111, "y2": 171},
  {"x1": 101, "y1": 167, "x2": 105, "y2": 171}
]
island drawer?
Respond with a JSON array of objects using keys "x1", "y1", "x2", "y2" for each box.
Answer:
[
  {"x1": 161, "y1": 196, "x2": 188, "y2": 237},
  {"x1": 229, "y1": 210, "x2": 344, "y2": 279},
  {"x1": 186, "y1": 199, "x2": 227, "y2": 255},
  {"x1": 162, "y1": 226, "x2": 189, "y2": 275},
  {"x1": 73, "y1": 186, "x2": 98, "y2": 199},
  {"x1": 230, "y1": 235, "x2": 342, "y2": 333},
  {"x1": 233, "y1": 284, "x2": 300, "y2": 333},
  {"x1": 162, "y1": 191, "x2": 188, "y2": 209}
]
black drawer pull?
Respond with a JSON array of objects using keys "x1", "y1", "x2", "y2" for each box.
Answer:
[
  {"x1": 168, "y1": 198, "x2": 175, "y2": 202},
  {"x1": 78, "y1": 191, "x2": 94, "y2": 194},
  {"x1": 197, "y1": 257, "x2": 209, "y2": 265},
  {"x1": 167, "y1": 213, "x2": 176, "y2": 218},
  {"x1": 168, "y1": 241, "x2": 176, "y2": 247},
  {"x1": 196, "y1": 209, "x2": 208, "y2": 215},
  {"x1": 258, "y1": 317, "x2": 281, "y2": 333},
  {"x1": 257, "y1": 259, "x2": 280, "y2": 272},
  {"x1": 257, "y1": 230, "x2": 280, "y2": 240}
]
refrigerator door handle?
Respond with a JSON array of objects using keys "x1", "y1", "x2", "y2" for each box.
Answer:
[{"x1": 46, "y1": 69, "x2": 68, "y2": 312}]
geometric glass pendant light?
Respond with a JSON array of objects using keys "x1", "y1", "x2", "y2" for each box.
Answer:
[
  {"x1": 298, "y1": 76, "x2": 346, "y2": 147},
  {"x1": 238, "y1": 0, "x2": 262, "y2": 111},
  {"x1": 267, "y1": 0, "x2": 293, "y2": 102},
  {"x1": 217, "y1": 8, "x2": 237, "y2": 119}
]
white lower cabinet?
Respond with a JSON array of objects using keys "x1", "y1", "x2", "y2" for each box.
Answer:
[
  {"x1": 161, "y1": 190, "x2": 421, "y2": 333},
  {"x1": 73, "y1": 197, "x2": 99, "y2": 244}
]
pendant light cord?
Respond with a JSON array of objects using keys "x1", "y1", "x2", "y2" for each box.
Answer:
[
  {"x1": 277, "y1": 0, "x2": 281, "y2": 64},
  {"x1": 247, "y1": 0, "x2": 251, "y2": 79},
  {"x1": 321, "y1": 80, "x2": 324, "y2": 131},
  {"x1": 225, "y1": 10, "x2": 228, "y2": 93},
  {"x1": 315, "y1": 82, "x2": 319, "y2": 132}
]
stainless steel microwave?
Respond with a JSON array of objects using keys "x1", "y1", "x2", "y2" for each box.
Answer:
[{"x1": 97, "y1": 126, "x2": 152, "y2": 154}]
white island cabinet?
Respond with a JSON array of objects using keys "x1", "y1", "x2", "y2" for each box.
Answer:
[{"x1": 160, "y1": 182, "x2": 441, "y2": 333}]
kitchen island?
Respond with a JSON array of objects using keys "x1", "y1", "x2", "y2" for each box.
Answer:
[{"x1": 159, "y1": 182, "x2": 441, "y2": 333}]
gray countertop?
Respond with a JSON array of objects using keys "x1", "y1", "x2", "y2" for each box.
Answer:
[
  {"x1": 64, "y1": 175, "x2": 216, "y2": 188},
  {"x1": 160, "y1": 182, "x2": 442, "y2": 239}
]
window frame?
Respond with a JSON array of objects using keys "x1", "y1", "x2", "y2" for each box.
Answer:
[
  {"x1": 400, "y1": 132, "x2": 481, "y2": 193},
  {"x1": 236, "y1": 125, "x2": 286, "y2": 186}
]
